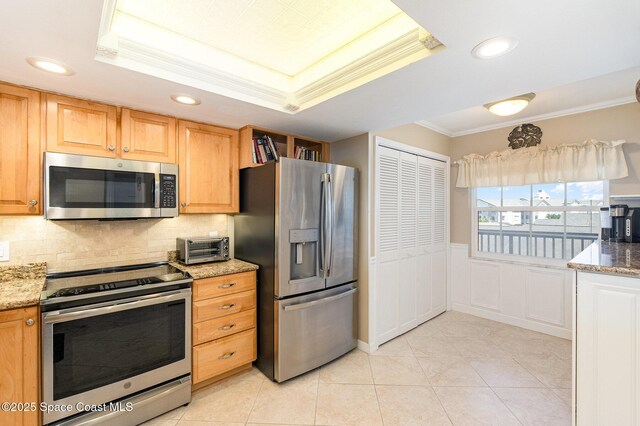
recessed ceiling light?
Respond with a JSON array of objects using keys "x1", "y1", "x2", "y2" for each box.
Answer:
[
  {"x1": 484, "y1": 93, "x2": 536, "y2": 116},
  {"x1": 26, "y1": 57, "x2": 75, "y2": 75},
  {"x1": 471, "y1": 37, "x2": 518, "y2": 59},
  {"x1": 170, "y1": 94, "x2": 201, "y2": 105}
]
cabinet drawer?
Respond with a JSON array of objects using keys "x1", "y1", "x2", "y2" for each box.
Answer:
[
  {"x1": 193, "y1": 290, "x2": 255, "y2": 323},
  {"x1": 193, "y1": 329, "x2": 256, "y2": 383},
  {"x1": 193, "y1": 271, "x2": 255, "y2": 301},
  {"x1": 193, "y1": 309, "x2": 256, "y2": 346}
]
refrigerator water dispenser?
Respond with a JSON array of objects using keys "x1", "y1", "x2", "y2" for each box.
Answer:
[{"x1": 289, "y1": 229, "x2": 319, "y2": 280}]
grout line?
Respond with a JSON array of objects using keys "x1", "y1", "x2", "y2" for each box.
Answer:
[
  {"x1": 488, "y1": 386, "x2": 525, "y2": 426},
  {"x1": 313, "y1": 371, "x2": 320, "y2": 425},
  {"x1": 245, "y1": 375, "x2": 266, "y2": 424}
]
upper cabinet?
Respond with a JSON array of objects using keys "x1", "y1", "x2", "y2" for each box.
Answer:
[
  {"x1": 121, "y1": 109, "x2": 176, "y2": 163},
  {"x1": 0, "y1": 83, "x2": 41, "y2": 215},
  {"x1": 45, "y1": 94, "x2": 118, "y2": 158},
  {"x1": 178, "y1": 120, "x2": 239, "y2": 214}
]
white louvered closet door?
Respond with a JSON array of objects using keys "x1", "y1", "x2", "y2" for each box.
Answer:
[
  {"x1": 431, "y1": 160, "x2": 448, "y2": 313},
  {"x1": 416, "y1": 157, "x2": 434, "y2": 322},
  {"x1": 376, "y1": 146, "x2": 401, "y2": 343},
  {"x1": 398, "y1": 152, "x2": 418, "y2": 332},
  {"x1": 376, "y1": 145, "x2": 448, "y2": 346}
]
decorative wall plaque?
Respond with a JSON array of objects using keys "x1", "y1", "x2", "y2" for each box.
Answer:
[
  {"x1": 508, "y1": 123, "x2": 542, "y2": 149},
  {"x1": 636, "y1": 79, "x2": 640, "y2": 103}
]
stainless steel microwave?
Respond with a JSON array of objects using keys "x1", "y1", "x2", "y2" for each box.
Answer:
[{"x1": 44, "y1": 152, "x2": 178, "y2": 220}]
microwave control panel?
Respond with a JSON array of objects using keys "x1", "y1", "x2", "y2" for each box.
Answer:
[{"x1": 160, "y1": 174, "x2": 177, "y2": 208}]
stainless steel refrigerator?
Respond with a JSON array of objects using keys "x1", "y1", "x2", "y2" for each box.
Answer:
[{"x1": 235, "y1": 158, "x2": 358, "y2": 382}]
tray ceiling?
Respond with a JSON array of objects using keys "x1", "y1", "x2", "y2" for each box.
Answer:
[{"x1": 98, "y1": 0, "x2": 443, "y2": 113}]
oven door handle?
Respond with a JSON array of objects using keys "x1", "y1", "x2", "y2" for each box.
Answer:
[{"x1": 43, "y1": 290, "x2": 189, "y2": 324}]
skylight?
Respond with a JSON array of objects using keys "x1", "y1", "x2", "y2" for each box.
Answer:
[{"x1": 96, "y1": 0, "x2": 443, "y2": 113}]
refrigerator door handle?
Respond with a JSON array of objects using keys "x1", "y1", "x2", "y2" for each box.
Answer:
[
  {"x1": 319, "y1": 177, "x2": 326, "y2": 277},
  {"x1": 326, "y1": 174, "x2": 333, "y2": 276},
  {"x1": 282, "y1": 288, "x2": 357, "y2": 311}
]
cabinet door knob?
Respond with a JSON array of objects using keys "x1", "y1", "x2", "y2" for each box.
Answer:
[
  {"x1": 108, "y1": 145, "x2": 116, "y2": 151},
  {"x1": 181, "y1": 202, "x2": 186, "y2": 207},
  {"x1": 123, "y1": 147, "x2": 130, "y2": 153},
  {"x1": 28, "y1": 199, "x2": 38, "y2": 206},
  {"x1": 26, "y1": 318, "x2": 34, "y2": 326}
]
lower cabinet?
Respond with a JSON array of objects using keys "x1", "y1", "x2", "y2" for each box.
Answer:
[
  {"x1": 192, "y1": 271, "x2": 257, "y2": 385},
  {"x1": 0, "y1": 306, "x2": 38, "y2": 426},
  {"x1": 576, "y1": 271, "x2": 640, "y2": 425}
]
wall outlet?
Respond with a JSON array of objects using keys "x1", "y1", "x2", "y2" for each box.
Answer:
[
  {"x1": 0, "y1": 241, "x2": 9, "y2": 262},
  {"x1": 209, "y1": 231, "x2": 219, "y2": 237}
]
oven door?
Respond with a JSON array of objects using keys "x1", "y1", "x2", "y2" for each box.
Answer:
[
  {"x1": 42, "y1": 289, "x2": 191, "y2": 424},
  {"x1": 44, "y1": 152, "x2": 177, "y2": 219}
]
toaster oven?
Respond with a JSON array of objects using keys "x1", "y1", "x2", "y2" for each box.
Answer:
[{"x1": 176, "y1": 237, "x2": 230, "y2": 264}]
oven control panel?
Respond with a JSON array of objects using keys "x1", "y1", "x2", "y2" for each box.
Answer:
[{"x1": 160, "y1": 174, "x2": 177, "y2": 208}]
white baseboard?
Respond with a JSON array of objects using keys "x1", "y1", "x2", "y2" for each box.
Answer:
[
  {"x1": 357, "y1": 339, "x2": 372, "y2": 353},
  {"x1": 452, "y1": 303, "x2": 572, "y2": 339}
]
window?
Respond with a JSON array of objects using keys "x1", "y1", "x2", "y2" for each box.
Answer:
[{"x1": 473, "y1": 181, "x2": 606, "y2": 261}]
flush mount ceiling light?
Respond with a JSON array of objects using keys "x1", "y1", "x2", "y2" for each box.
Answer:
[
  {"x1": 26, "y1": 57, "x2": 75, "y2": 75},
  {"x1": 95, "y1": 0, "x2": 444, "y2": 114},
  {"x1": 170, "y1": 94, "x2": 201, "y2": 105},
  {"x1": 471, "y1": 37, "x2": 518, "y2": 59},
  {"x1": 484, "y1": 93, "x2": 536, "y2": 116}
]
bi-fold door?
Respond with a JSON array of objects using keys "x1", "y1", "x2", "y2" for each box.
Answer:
[{"x1": 376, "y1": 145, "x2": 448, "y2": 346}]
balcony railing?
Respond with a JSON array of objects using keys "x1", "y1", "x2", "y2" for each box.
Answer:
[{"x1": 478, "y1": 229, "x2": 598, "y2": 259}]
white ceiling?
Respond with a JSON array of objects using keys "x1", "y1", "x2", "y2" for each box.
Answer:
[
  {"x1": 0, "y1": 0, "x2": 639, "y2": 141},
  {"x1": 419, "y1": 66, "x2": 640, "y2": 137}
]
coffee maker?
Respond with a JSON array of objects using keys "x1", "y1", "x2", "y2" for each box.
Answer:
[
  {"x1": 610, "y1": 204, "x2": 628, "y2": 242},
  {"x1": 625, "y1": 208, "x2": 640, "y2": 243}
]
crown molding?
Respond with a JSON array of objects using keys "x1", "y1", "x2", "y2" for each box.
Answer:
[
  {"x1": 427, "y1": 96, "x2": 637, "y2": 138},
  {"x1": 414, "y1": 120, "x2": 455, "y2": 137}
]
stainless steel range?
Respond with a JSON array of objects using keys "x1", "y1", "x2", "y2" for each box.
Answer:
[{"x1": 40, "y1": 263, "x2": 193, "y2": 425}]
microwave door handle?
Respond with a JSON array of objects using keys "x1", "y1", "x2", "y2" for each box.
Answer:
[{"x1": 154, "y1": 172, "x2": 160, "y2": 209}]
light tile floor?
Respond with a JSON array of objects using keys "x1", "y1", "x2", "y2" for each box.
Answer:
[{"x1": 144, "y1": 311, "x2": 572, "y2": 425}]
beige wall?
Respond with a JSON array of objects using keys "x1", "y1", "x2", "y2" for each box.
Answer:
[
  {"x1": 371, "y1": 123, "x2": 451, "y2": 157},
  {"x1": 450, "y1": 102, "x2": 640, "y2": 244},
  {"x1": 332, "y1": 123, "x2": 452, "y2": 343},
  {"x1": 330, "y1": 133, "x2": 370, "y2": 342},
  {"x1": 0, "y1": 215, "x2": 229, "y2": 272}
]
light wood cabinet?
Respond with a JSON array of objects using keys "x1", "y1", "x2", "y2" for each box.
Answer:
[
  {"x1": 192, "y1": 271, "x2": 257, "y2": 386},
  {"x1": 45, "y1": 94, "x2": 118, "y2": 158},
  {"x1": 178, "y1": 120, "x2": 239, "y2": 214},
  {"x1": 0, "y1": 84, "x2": 41, "y2": 215},
  {"x1": 239, "y1": 125, "x2": 329, "y2": 169},
  {"x1": 0, "y1": 306, "x2": 39, "y2": 426},
  {"x1": 121, "y1": 108, "x2": 176, "y2": 163},
  {"x1": 576, "y1": 271, "x2": 640, "y2": 425}
]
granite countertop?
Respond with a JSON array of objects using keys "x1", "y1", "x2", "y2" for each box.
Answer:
[
  {"x1": 567, "y1": 241, "x2": 640, "y2": 276},
  {"x1": 170, "y1": 258, "x2": 259, "y2": 280},
  {"x1": 0, "y1": 263, "x2": 46, "y2": 311}
]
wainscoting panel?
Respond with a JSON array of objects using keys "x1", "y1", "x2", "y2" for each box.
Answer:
[
  {"x1": 469, "y1": 262, "x2": 501, "y2": 311},
  {"x1": 450, "y1": 243, "x2": 573, "y2": 339}
]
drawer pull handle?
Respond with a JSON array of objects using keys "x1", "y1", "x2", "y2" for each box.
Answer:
[
  {"x1": 218, "y1": 282, "x2": 236, "y2": 289},
  {"x1": 219, "y1": 351, "x2": 236, "y2": 360},
  {"x1": 219, "y1": 323, "x2": 237, "y2": 331},
  {"x1": 218, "y1": 303, "x2": 236, "y2": 310}
]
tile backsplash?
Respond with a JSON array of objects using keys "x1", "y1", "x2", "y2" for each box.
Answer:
[{"x1": 0, "y1": 215, "x2": 230, "y2": 272}]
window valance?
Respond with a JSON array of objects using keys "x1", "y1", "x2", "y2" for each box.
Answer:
[{"x1": 455, "y1": 139, "x2": 628, "y2": 188}]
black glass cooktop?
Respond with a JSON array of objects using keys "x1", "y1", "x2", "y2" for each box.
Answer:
[{"x1": 42, "y1": 262, "x2": 190, "y2": 300}]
